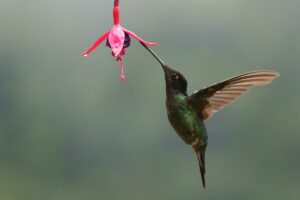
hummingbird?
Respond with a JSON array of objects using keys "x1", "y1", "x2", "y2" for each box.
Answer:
[{"x1": 140, "y1": 42, "x2": 279, "y2": 188}]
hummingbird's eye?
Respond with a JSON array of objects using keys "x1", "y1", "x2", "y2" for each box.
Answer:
[{"x1": 172, "y1": 73, "x2": 179, "y2": 80}]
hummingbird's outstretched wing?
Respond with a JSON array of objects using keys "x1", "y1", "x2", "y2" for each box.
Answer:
[{"x1": 187, "y1": 70, "x2": 279, "y2": 120}]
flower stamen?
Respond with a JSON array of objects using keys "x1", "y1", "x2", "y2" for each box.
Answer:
[{"x1": 120, "y1": 59, "x2": 125, "y2": 81}]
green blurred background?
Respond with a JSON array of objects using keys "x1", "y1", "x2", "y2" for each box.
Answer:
[{"x1": 0, "y1": 0, "x2": 299, "y2": 199}]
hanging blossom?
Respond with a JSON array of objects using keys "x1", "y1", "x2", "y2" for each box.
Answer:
[{"x1": 82, "y1": 0, "x2": 158, "y2": 81}]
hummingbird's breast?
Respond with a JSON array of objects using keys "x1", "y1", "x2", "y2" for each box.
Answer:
[{"x1": 166, "y1": 94, "x2": 207, "y2": 146}]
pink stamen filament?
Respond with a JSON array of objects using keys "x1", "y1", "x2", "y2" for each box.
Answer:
[{"x1": 119, "y1": 59, "x2": 125, "y2": 81}]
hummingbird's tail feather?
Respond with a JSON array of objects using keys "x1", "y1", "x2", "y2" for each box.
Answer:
[{"x1": 195, "y1": 149, "x2": 206, "y2": 188}]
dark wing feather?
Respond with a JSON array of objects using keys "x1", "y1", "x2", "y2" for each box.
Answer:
[{"x1": 187, "y1": 70, "x2": 280, "y2": 120}]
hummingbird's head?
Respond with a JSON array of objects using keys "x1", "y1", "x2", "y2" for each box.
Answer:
[
  {"x1": 138, "y1": 42, "x2": 188, "y2": 95},
  {"x1": 161, "y1": 64, "x2": 188, "y2": 95}
]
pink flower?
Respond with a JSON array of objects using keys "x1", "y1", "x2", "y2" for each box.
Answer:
[{"x1": 82, "y1": 0, "x2": 157, "y2": 81}]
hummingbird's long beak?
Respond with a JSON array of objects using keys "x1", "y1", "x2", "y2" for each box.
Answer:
[{"x1": 139, "y1": 42, "x2": 169, "y2": 72}]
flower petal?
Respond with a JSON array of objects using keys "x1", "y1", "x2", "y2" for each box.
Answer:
[
  {"x1": 108, "y1": 25, "x2": 125, "y2": 58},
  {"x1": 122, "y1": 27, "x2": 158, "y2": 46},
  {"x1": 82, "y1": 31, "x2": 110, "y2": 57}
]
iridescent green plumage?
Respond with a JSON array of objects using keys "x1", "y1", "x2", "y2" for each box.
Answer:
[
  {"x1": 140, "y1": 42, "x2": 279, "y2": 188},
  {"x1": 162, "y1": 64, "x2": 208, "y2": 187}
]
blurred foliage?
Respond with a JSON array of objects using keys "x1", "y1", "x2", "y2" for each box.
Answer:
[{"x1": 0, "y1": 0, "x2": 299, "y2": 200}]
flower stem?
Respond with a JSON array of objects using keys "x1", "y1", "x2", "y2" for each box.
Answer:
[
  {"x1": 114, "y1": 0, "x2": 119, "y2": 7},
  {"x1": 139, "y1": 42, "x2": 165, "y2": 67},
  {"x1": 113, "y1": 0, "x2": 120, "y2": 25}
]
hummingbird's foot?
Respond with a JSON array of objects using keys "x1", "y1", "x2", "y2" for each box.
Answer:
[
  {"x1": 191, "y1": 137, "x2": 200, "y2": 148},
  {"x1": 190, "y1": 136, "x2": 206, "y2": 150}
]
